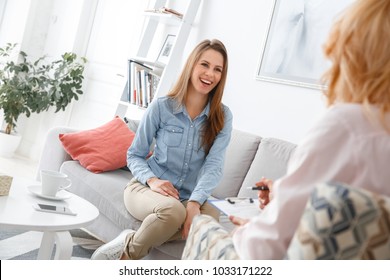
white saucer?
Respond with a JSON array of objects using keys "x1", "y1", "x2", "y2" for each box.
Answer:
[{"x1": 27, "y1": 185, "x2": 72, "y2": 201}]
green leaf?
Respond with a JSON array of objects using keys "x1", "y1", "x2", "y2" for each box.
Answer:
[{"x1": 0, "y1": 42, "x2": 86, "y2": 133}]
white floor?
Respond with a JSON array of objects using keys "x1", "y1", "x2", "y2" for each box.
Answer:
[{"x1": 0, "y1": 154, "x2": 38, "y2": 180}]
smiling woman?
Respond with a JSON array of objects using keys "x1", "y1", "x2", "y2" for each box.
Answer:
[
  {"x1": 91, "y1": 39, "x2": 234, "y2": 260},
  {"x1": 189, "y1": 49, "x2": 224, "y2": 101}
]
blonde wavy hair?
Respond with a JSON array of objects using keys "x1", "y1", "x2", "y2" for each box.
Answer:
[
  {"x1": 167, "y1": 39, "x2": 228, "y2": 154},
  {"x1": 322, "y1": 0, "x2": 390, "y2": 130}
]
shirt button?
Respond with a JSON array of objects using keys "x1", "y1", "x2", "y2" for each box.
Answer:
[
  {"x1": 190, "y1": 125, "x2": 194, "y2": 128},
  {"x1": 188, "y1": 143, "x2": 191, "y2": 147}
]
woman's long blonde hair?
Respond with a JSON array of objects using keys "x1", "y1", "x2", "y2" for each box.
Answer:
[
  {"x1": 322, "y1": 0, "x2": 390, "y2": 130},
  {"x1": 167, "y1": 39, "x2": 228, "y2": 154}
]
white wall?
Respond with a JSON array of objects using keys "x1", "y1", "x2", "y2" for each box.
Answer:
[
  {"x1": 0, "y1": 0, "x2": 31, "y2": 47},
  {"x1": 67, "y1": 0, "x2": 148, "y2": 129}
]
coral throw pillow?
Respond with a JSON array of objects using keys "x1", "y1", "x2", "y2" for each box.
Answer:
[{"x1": 59, "y1": 117, "x2": 135, "y2": 173}]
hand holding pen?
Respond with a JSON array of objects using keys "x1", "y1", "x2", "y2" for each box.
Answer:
[{"x1": 250, "y1": 178, "x2": 273, "y2": 209}]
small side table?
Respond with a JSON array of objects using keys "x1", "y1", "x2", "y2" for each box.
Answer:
[{"x1": 0, "y1": 176, "x2": 99, "y2": 259}]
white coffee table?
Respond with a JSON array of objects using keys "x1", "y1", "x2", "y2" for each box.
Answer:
[{"x1": 0, "y1": 176, "x2": 99, "y2": 260}]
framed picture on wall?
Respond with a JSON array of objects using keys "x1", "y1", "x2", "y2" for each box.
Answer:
[
  {"x1": 256, "y1": 0, "x2": 354, "y2": 89},
  {"x1": 157, "y1": 34, "x2": 176, "y2": 65}
]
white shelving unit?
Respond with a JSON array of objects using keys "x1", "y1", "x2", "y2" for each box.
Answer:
[{"x1": 115, "y1": 0, "x2": 201, "y2": 119}]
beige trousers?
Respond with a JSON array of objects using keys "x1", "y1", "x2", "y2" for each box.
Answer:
[{"x1": 122, "y1": 178, "x2": 220, "y2": 259}]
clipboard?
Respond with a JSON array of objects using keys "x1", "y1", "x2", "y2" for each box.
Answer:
[{"x1": 209, "y1": 197, "x2": 261, "y2": 219}]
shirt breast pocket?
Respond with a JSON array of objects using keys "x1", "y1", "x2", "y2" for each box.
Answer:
[{"x1": 163, "y1": 125, "x2": 184, "y2": 147}]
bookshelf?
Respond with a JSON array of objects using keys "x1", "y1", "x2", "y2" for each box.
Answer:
[
  {"x1": 115, "y1": 0, "x2": 201, "y2": 119},
  {"x1": 126, "y1": 59, "x2": 161, "y2": 108}
]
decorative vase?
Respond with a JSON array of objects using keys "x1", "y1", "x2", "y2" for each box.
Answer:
[{"x1": 0, "y1": 132, "x2": 21, "y2": 158}]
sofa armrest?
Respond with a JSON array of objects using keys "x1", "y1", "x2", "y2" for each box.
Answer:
[{"x1": 36, "y1": 126, "x2": 79, "y2": 181}]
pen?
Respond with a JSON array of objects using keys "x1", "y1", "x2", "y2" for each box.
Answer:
[
  {"x1": 247, "y1": 186, "x2": 269, "y2": 191},
  {"x1": 226, "y1": 198, "x2": 254, "y2": 204}
]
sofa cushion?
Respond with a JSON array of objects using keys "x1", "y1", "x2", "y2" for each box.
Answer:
[
  {"x1": 212, "y1": 129, "x2": 261, "y2": 199},
  {"x1": 60, "y1": 161, "x2": 142, "y2": 231},
  {"x1": 59, "y1": 117, "x2": 135, "y2": 173},
  {"x1": 237, "y1": 137, "x2": 296, "y2": 198},
  {"x1": 124, "y1": 117, "x2": 140, "y2": 132},
  {"x1": 287, "y1": 181, "x2": 390, "y2": 260}
]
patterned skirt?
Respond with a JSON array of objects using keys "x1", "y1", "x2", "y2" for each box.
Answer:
[{"x1": 182, "y1": 214, "x2": 240, "y2": 260}]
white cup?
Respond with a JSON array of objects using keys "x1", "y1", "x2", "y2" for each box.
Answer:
[{"x1": 40, "y1": 170, "x2": 71, "y2": 197}]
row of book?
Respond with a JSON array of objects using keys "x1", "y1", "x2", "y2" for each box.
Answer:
[{"x1": 127, "y1": 59, "x2": 161, "y2": 108}]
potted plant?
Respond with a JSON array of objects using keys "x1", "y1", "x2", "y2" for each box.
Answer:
[{"x1": 0, "y1": 43, "x2": 87, "y2": 157}]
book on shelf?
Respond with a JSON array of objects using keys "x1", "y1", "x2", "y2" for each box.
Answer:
[
  {"x1": 144, "y1": 6, "x2": 183, "y2": 19},
  {"x1": 127, "y1": 59, "x2": 161, "y2": 108}
]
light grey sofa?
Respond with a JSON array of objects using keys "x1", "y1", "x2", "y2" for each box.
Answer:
[{"x1": 37, "y1": 120, "x2": 297, "y2": 259}]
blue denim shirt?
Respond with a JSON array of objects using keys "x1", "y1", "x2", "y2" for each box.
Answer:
[{"x1": 127, "y1": 96, "x2": 233, "y2": 204}]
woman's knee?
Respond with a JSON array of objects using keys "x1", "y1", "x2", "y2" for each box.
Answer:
[{"x1": 156, "y1": 199, "x2": 187, "y2": 228}]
